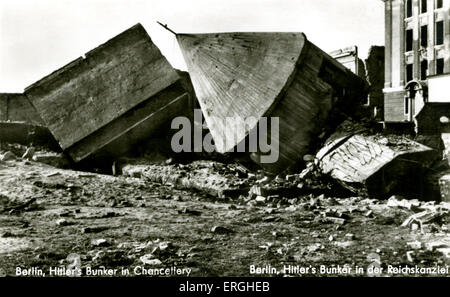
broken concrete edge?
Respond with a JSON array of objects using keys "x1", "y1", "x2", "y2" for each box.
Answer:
[
  {"x1": 24, "y1": 24, "x2": 147, "y2": 94},
  {"x1": 0, "y1": 121, "x2": 60, "y2": 151},
  {"x1": 314, "y1": 128, "x2": 440, "y2": 199}
]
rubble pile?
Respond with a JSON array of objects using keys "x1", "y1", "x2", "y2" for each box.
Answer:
[{"x1": 121, "y1": 160, "x2": 252, "y2": 198}]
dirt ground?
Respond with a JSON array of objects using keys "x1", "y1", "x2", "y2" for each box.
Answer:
[{"x1": 0, "y1": 157, "x2": 449, "y2": 277}]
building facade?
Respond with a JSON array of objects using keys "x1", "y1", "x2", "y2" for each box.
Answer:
[
  {"x1": 330, "y1": 46, "x2": 385, "y2": 120},
  {"x1": 383, "y1": 0, "x2": 450, "y2": 122}
]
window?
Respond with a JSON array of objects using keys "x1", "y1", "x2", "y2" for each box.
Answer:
[
  {"x1": 421, "y1": 60, "x2": 428, "y2": 79},
  {"x1": 406, "y1": 0, "x2": 413, "y2": 17},
  {"x1": 437, "y1": 0, "x2": 443, "y2": 9},
  {"x1": 404, "y1": 97, "x2": 410, "y2": 115},
  {"x1": 421, "y1": 0, "x2": 427, "y2": 13},
  {"x1": 437, "y1": 58, "x2": 444, "y2": 74},
  {"x1": 436, "y1": 21, "x2": 444, "y2": 45},
  {"x1": 421, "y1": 25, "x2": 428, "y2": 47},
  {"x1": 406, "y1": 29, "x2": 414, "y2": 51},
  {"x1": 406, "y1": 63, "x2": 414, "y2": 82}
]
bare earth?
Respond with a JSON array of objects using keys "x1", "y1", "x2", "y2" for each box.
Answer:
[{"x1": 0, "y1": 158, "x2": 449, "y2": 277}]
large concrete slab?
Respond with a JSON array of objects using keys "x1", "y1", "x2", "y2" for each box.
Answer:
[{"x1": 25, "y1": 24, "x2": 188, "y2": 162}]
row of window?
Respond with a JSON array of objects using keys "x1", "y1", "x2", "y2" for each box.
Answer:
[
  {"x1": 406, "y1": 58, "x2": 444, "y2": 81},
  {"x1": 405, "y1": 21, "x2": 444, "y2": 51},
  {"x1": 407, "y1": 0, "x2": 444, "y2": 17}
]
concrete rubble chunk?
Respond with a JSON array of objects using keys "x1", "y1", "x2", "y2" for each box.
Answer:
[
  {"x1": 406, "y1": 241, "x2": 422, "y2": 250},
  {"x1": 140, "y1": 254, "x2": 162, "y2": 266},
  {"x1": 211, "y1": 226, "x2": 234, "y2": 234},
  {"x1": 323, "y1": 217, "x2": 346, "y2": 225},
  {"x1": 56, "y1": 219, "x2": 72, "y2": 226},
  {"x1": 316, "y1": 123, "x2": 439, "y2": 199},
  {"x1": 401, "y1": 209, "x2": 448, "y2": 227},
  {"x1": 0, "y1": 151, "x2": 16, "y2": 161},
  {"x1": 21, "y1": 147, "x2": 35, "y2": 160},
  {"x1": 32, "y1": 152, "x2": 70, "y2": 168},
  {"x1": 91, "y1": 239, "x2": 109, "y2": 247},
  {"x1": 25, "y1": 23, "x2": 191, "y2": 163}
]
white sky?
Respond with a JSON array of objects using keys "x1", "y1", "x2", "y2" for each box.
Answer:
[{"x1": 0, "y1": 0, "x2": 385, "y2": 92}]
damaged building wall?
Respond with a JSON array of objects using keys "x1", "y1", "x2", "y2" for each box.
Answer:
[
  {"x1": 316, "y1": 131, "x2": 438, "y2": 199},
  {"x1": 24, "y1": 23, "x2": 190, "y2": 163},
  {"x1": 177, "y1": 32, "x2": 368, "y2": 174},
  {"x1": 0, "y1": 93, "x2": 44, "y2": 125},
  {"x1": 328, "y1": 46, "x2": 366, "y2": 80},
  {"x1": 365, "y1": 46, "x2": 385, "y2": 120}
]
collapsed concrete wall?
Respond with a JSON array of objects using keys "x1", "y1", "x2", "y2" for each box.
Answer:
[
  {"x1": 0, "y1": 93, "x2": 58, "y2": 149},
  {"x1": 25, "y1": 23, "x2": 190, "y2": 163},
  {"x1": 316, "y1": 126, "x2": 438, "y2": 199},
  {"x1": 329, "y1": 46, "x2": 366, "y2": 80}
]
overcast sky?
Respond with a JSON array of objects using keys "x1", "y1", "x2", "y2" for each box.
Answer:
[{"x1": 0, "y1": 0, "x2": 385, "y2": 92}]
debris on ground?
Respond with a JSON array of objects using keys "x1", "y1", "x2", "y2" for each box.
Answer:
[{"x1": 316, "y1": 121, "x2": 439, "y2": 199}]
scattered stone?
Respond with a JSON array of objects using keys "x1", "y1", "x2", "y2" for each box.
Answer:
[
  {"x1": 140, "y1": 254, "x2": 162, "y2": 265},
  {"x1": 179, "y1": 207, "x2": 202, "y2": 216},
  {"x1": 256, "y1": 176, "x2": 271, "y2": 184},
  {"x1": 345, "y1": 233, "x2": 355, "y2": 240},
  {"x1": 265, "y1": 208, "x2": 275, "y2": 214},
  {"x1": 401, "y1": 209, "x2": 447, "y2": 227},
  {"x1": 263, "y1": 216, "x2": 278, "y2": 222},
  {"x1": 0, "y1": 151, "x2": 16, "y2": 161},
  {"x1": 82, "y1": 226, "x2": 110, "y2": 233},
  {"x1": 436, "y1": 248, "x2": 450, "y2": 259},
  {"x1": 425, "y1": 241, "x2": 448, "y2": 252},
  {"x1": 406, "y1": 241, "x2": 422, "y2": 250},
  {"x1": 56, "y1": 219, "x2": 72, "y2": 226},
  {"x1": 91, "y1": 239, "x2": 109, "y2": 247},
  {"x1": 406, "y1": 251, "x2": 415, "y2": 262},
  {"x1": 333, "y1": 241, "x2": 356, "y2": 248},
  {"x1": 158, "y1": 241, "x2": 171, "y2": 252},
  {"x1": 1, "y1": 231, "x2": 14, "y2": 238},
  {"x1": 211, "y1": 226, "x2": 234, "y2": 234},
  {"x1": 45, "y1": 172, "x2": 61, "y2": 177},
  {"x1": 285, "y1": 205, "x2": 297, "y2": 212},
  {"x1": 271, "y1": 231, "x2": 281, "y2": 238},
  {"x1": 323, "y1": 217, "x2": 346, "y2": 225},
  {"x1": 306, "y1": 243, "x2": 321, "y2": 252},
  {"x1": 255, "y1": 196, "x2": 266, "y2": 203},
  {"x1": 21, "y1": 147, "x2": 35, "y2": 160},
  {"x1": 311, "y1": 232, "x2": 320, "y2": 238},
  {"x1": 411, "y1": 223, "x2": 420, "y2": 231},
  {"x1": 328, "y1": 235, "x2": 334, "y2": 241}
]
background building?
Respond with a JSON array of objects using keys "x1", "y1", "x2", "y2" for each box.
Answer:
[{"x1": 383, "y1": 0, "x2": 450, "y2": 123}]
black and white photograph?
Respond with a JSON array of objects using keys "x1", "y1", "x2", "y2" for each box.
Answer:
[{"x1": 0, "y1": 0, "x2": 449, "y2": 293}]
